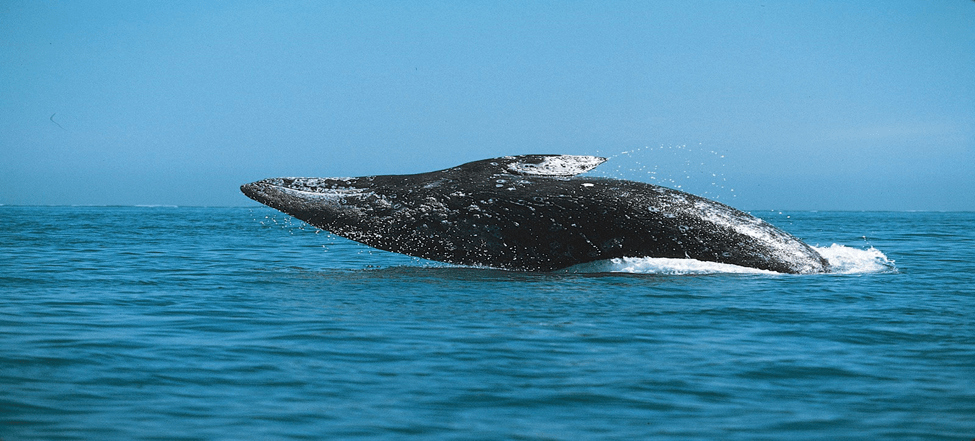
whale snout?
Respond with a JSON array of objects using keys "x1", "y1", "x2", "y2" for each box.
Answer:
[
  {"x1": 240, "y1": 180, "x2": 276, "y2": 205},
  {"x1": 241, "y1": 177, "x2": 368, "y2": 201},
  {"x1": 244, "y1": 177, "x2": 366, "y2": 192},
  {"x1": 241, "y1": 176, "x2": 381, "y2": 224}
]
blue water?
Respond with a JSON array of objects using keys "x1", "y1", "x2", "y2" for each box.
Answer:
[{"x1": 2, "y1": 206, "x2": 973, "y2": 440}]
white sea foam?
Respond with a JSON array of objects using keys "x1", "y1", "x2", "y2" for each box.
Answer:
[
  {"x1": 812, "y1": 244, "x2": 895, "y2": 274},
  {"x1": 562, "y1": 244, "x2": 894, "y2": 275},
  {"x1": 563, "y1": 257, "x2": 777, "y2": 275}
]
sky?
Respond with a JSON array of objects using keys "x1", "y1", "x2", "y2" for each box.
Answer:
[{"x1": 1, "y1": 0, "x2": 973, "y2": 210}]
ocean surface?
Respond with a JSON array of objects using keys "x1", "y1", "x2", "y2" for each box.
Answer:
[{"x1": 1, "y1": 206, "x2": 973, "y2": 440}]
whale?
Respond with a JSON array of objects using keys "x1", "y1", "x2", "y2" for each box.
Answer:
[{"x1": 241, "y1": 154, "x2": 829, "y2": 274}]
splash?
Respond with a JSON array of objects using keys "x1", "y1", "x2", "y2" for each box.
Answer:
[
  {"x1": 812, "y1": 244, "x2": 896, "y2": 274},
  {"x1": 562, "y1": 245, "x2": 894, "y2": 275}
]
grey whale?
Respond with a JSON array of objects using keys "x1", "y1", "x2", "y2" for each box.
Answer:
[{"x1": 241, "y1": 154, "x2": 829, "y2": 274}]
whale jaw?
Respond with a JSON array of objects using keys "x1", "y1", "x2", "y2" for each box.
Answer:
[{"x1": 240, "y1": 178, "x2": 381, "y2": 229}]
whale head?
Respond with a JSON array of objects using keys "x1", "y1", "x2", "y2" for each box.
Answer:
[{"x1": 241, "y1": 176, "x2": 392, "y2": 238}]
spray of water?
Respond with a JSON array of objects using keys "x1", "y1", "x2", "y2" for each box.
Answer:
[{"x1": 592, "y1": 144, "x2": 735, "y2": 201}]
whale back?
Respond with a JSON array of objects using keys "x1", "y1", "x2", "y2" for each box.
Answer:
[{"x1": 440, "y1": 155, "x2": 607, "y2": 178}]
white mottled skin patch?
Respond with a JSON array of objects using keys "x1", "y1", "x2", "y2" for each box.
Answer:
[
  {"x1": 507, "y1": 155, "x2": 605, "y2": 176},
  {"x1": 693, "y1": 200, "x2": 822, "y2": 274}
]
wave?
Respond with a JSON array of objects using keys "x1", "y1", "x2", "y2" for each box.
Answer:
[{"x1": 561, "y1": 244, "x2": 894, "y2": 275}]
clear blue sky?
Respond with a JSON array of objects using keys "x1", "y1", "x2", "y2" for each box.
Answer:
[{"x1": 2, "y1": 1, "x2": 973, "y2": 210}]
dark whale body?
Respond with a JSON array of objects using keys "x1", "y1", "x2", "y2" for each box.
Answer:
[{"x1": 241, "y1": 155, "x2": 829, "y2": 274}]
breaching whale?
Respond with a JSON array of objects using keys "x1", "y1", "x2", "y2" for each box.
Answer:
[{"x1": 241, "y1": 155, "x2": 829, "y2": 274}]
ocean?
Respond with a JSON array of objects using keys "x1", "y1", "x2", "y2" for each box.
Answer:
[{"x1": 1, "y1": 206, "x2": 972, "y2": 440}]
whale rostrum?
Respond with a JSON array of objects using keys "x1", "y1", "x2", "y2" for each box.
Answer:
[{"x1": 241, "y1": 154, "x2": 829, "y2": 274}]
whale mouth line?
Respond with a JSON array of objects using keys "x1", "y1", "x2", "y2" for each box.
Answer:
[
  {"x1": 278, "y1": 186, "x2": 372, "y2": 198},
  {"x1": 242, "y1": 180, "x2": 371, "y2": 198}
]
